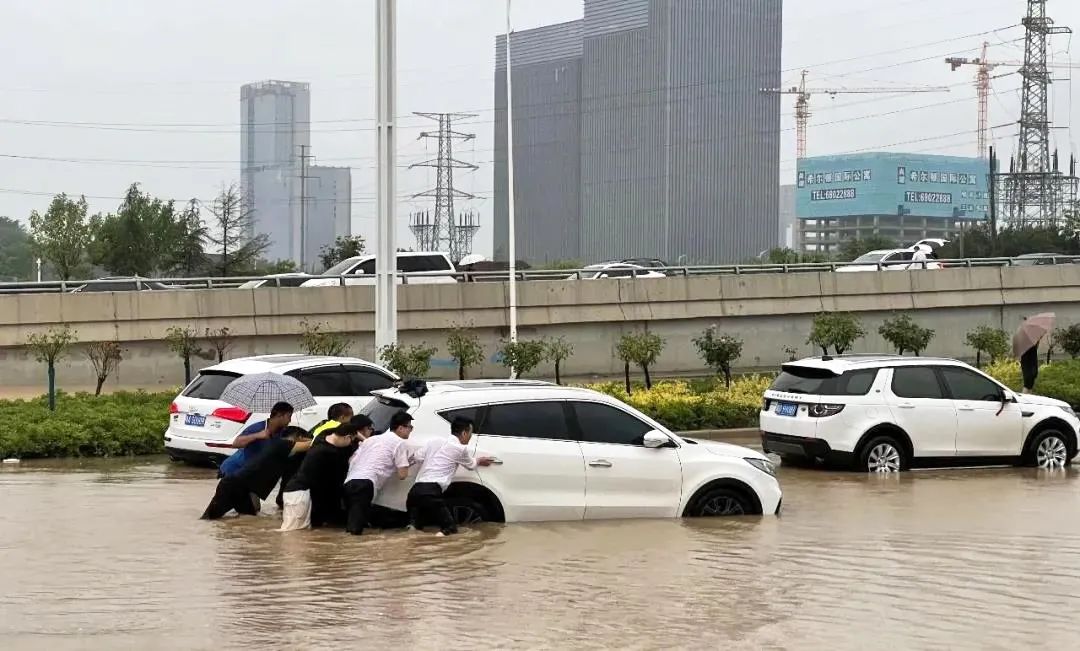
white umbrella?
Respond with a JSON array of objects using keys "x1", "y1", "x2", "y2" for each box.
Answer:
[{"x1": 219, "y1": 373, "x2": 316, "y2": 413}]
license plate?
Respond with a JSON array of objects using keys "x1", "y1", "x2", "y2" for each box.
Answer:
[
  {"x1": 774, "y1": 402, "x2": 798, "y2": 417},
  {"x1": 185, "y1": 414, "x2": 207, "y2": 427}
]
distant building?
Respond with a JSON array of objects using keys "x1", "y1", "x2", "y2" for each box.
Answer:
[
  {"x1": 494, "y1": 0, "x2": 782, "y2": 265},
  {"x1": 240, "y1": 80, "x2": 350, "y2": 268},
  {"x1": 796, "y1": 152, "x2": 990, "y2": 252},
  {"x1": 779, "y1": 185, "x2": 796, "y2": 249}
]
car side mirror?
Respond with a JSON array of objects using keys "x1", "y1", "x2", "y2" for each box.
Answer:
[{"x1": 643, "y1": 430, "x2": 670, "y2": 449}]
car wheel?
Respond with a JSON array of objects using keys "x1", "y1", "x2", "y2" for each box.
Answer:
[
  {"x1": 1028, "y1": 429, "x2": 1071, "y2": 469},
  {"x1": 445, "y1": 496, "x2": 491, "y2": 525},
  {"x1": 858, "y1": 435, "x2": 906, "y2": 473},
  {"x1": 687, "y1": 487, "x2": 754, "y2": 517}
]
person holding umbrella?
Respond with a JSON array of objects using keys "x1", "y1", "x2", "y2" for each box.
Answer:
[{"x1": 1014, "y1": 313, "x2": 1056, "y2": 393}]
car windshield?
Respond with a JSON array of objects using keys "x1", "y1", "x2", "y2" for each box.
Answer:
[
  {"x1": 852, "y1": 253, "x2": 887, "y2": 263},
  {"x1": 323, "y1": 258, "x2": 360, "y2": 275}
]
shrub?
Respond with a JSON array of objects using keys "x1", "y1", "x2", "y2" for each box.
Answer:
[
  {"x1": 693, "y1": 326, "x2": 743, "y2": 387},
  {"x1": 497, "y1": 339, "x2": 546, "y2": 378},
  {"x1": 965, "y1": 325, "x2": 1009, "y2": 367},
  {"x1": 299, "y1": 320, "x2": 352, "y2": 357},
  {"x1": 446, "y1": 327, "x2": 484, "y2": 380},
  {"x1": 26, "y1": 325, "x2": 78, "y2": 411},
  {"x1": 84, "y1": 341, "x2": 122, "y2": 396},
  {"x1": 587, "y1": 376, "x2": 772, "y2": 431},
  {"x1": 984, "y1": 359, "x2": 1080, "y2": 407},
  {"x1": 165, "y1": 326, "x2": 205, "y2": 386},
  {"x1": 0, "y1": 391, "x2": 172, "y2": 459},
  {"x1": 984, "y1": 359, "x2": 1023, "y2": 390},
  {"x1": 1058, "y1": 324, "x2": 1080, "y2": 359},
  {"x1": 204, "y1": 326, "x2": 236, "y2": 363},
  {"x1": 877, "y1": 314, "x2": 935, "y2": 356},
  {"x1": 616, "y1": 331, "x2": 666, "y2": 393},
  {"x1": 808, "y1": 312, "x2": 865, "y2": 355},
  {"x1": 543, "y1": 337, "x2": 574, "y2": 385},
  {"x1": 379, "y1": 343, "x2": 438, "y2": 378}
]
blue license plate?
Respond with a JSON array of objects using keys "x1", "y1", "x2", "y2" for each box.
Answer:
[
  {"x1": 775, "y1": 402, "x2": 798, "y2": 417},
  {"x1": 185, "y1": 414, "x2": 207, "y2": 427}
]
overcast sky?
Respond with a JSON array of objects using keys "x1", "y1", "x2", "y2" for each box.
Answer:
[{"x1": 1, "y1": 0, "x2": 1077, "y2": 257}]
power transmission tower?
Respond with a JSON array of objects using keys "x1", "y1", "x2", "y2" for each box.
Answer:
[
  {"x1": 998, "y1": 0, "x2": 1078, "y2": 227},
  {"x1": 409, "y1": 112, "x2": 480, "y2": 261},
  {"x1": 297, "y1": 144, "x2": 316, "y2": 268}
]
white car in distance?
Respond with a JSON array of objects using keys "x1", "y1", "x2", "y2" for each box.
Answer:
[
  {"x1": 362, "y1": 380, "x2": 782, "y2": 524},
  {"x1": 575, "y1": 262, "x2": 667, "y2": 280},
  {"x1": 760, "y1": 355, "x2": 1080, "y2": 472},
  {"x1": 301, "y1": 251, "x2": 458, "y2": 287},
  {"x1": 164, "y1": 355, "x2": 399, "y2": 465}
]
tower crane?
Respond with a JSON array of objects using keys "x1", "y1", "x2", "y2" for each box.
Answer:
[
  {"x1": 761, "y1": 70, "x2": 950, "y2": 159},
  {"x1": 946, "y1": 41, "x2": 1080, "y2": 158}
]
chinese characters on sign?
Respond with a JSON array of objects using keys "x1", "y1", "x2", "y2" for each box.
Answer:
[
  {"x1": 797, "y1": 169, "x2": 871, "y2": 188},
  {"x1": 897, "y1": 166, "x2": 979, "y2": 186}
]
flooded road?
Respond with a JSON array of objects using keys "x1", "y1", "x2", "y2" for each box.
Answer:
[{"x1": 2, "y1": 459, "x2": 1080, "y2": 650}]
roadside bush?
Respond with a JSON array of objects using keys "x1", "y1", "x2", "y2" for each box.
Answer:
[
  {"x1": 497, "y1": 339, "x2": 546, "y2": 378},
  {"x1": 299, "y1": 320, "x2": 352, "y2": 357},
  {"x1": 1057, "y1": 324, "x2": 1080, "y2": 359},
  {"x1": 542, "y1": 337, "x2": 574, "y2": 385},
  {"x1": 616, "y1": 331, "x2": 666, "y2": 393},
  {"x1": 0, "y1": 391, "x2": 171, "y2": 459},
  {"x1": 379, "y1": 343, "x2": 438, "y2": 378},
  {"x1": 965, "y1": 325, "x2": 1010, "y2": 367},
  {"x1": 985, "y1": 359, "x2": 1080, "y2": 407},
  {"x1": 808, "y1": 312, "x2": 865, "y2": 355},
  {"x1": 877, "y1": 314, "x2": 935, "y2": 356},
  {"x1": 587, "y1": 376, "x2": 771, "y2": 431},
  {"x1": 446, "y1": 327, "x2": 484, "y2": 380},
  {"x1": 693, "y1": 326, "x2": 743, "y2": 387}
]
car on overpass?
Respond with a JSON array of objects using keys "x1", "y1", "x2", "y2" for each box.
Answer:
[
  {"x1": 361, "y1": 380, "x2": 781, "y2": 524},
  {"x1": 301, "y1": 251, "x2": 459, "y2": 287},
  {"x1": 237, "y1": 272, "x2": 312, "y2": 289},
  {"x1": 576, "y1": 262, "x2": 667, "y2": 280},
  {"x1": 760, "y1": 355, "x2": 1079, "y2": 473},
  {"x1": 70, "y1": 276, "x2": 182, "y2": 292},
  {"x1": 164, "y1": 354, "x2": 399, "y2": 466}
]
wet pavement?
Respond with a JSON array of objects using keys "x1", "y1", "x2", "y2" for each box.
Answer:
[{"x1": 2, "y1": 457, "x2": 1080, "y2": 650}]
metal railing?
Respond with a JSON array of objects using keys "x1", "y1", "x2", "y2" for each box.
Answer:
[{"x1": 2, "y1": 255, "x2": 1078, "y2": 295}]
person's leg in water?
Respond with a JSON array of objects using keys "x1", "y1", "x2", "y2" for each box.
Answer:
[
  {"x1": 343, "y1": 479, "x2": 375, "y2": 535},
  {"x1": 201, "y1": 477, "x2": 259, "y2": 520},
  {"x1": 406, "y1": 483, "x2": 427, "y2": 531},
  {"x1": 430, "y1": 491, "x2": 458, "y2": 536}
]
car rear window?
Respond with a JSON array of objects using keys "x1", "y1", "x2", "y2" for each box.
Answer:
[
  {"x1": 182, "y1": 371, "x2": 240, "y2": 400},
  {"x1": 399, "y1": 255, "x2": 452, "y2": 273},
  {"x1": 360, "y1": 396, "x2": 410, "y2": 433},
  {"x1": 770, "y1": 366, "x2": 878, "y2": 396}
]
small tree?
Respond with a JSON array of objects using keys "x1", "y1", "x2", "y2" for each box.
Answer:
[
  {"x1": 497, "y1": 339, "x2": 546, "y2": 378},
  {"x1": 1058, "y1": 324, "x2": 1080, "y2": 359},
  {"x1": 543, "y1": 337, "x2": 575, "y2": 385},
  {"x1": 693, "y1": 326, "x2": 743, "y2": 388},
  {"x1": 26, "y1": 326, "x2": 78, "y2": 411},
  {"x1": 616, "y1": 331, "x2": 666, "y2": 393},
  {"x1": 85, "y1": 341, "x2": 122, "y2": 396},
  {"x1": 379, "y1": 343, "x2": 438, "y2": 378},
  {"x1": 808, "y1": 313, "x2": 866, "y2": 356},
  {"x1": 783, "y1": 346, "x2": 799, "y2": 362},
  {"x1": 299, "y1": 320, "x2": 352, "y2": 356},
  {"x1": 965, "y1": 325, "x2": 1010, "y2": 368},
  {"x1": 320, "y1": 235, "x2": 367, "y2": 270},
  {"x1": 877, "y1": 314, "x2": 936, "y2": 356},
  {"x1": 204, "y1": 184, "x2": 269, "y2": 276},
  {"x1": 446, "y1": 327, "x2": 484, "y2": 380},
  {"x1": 165, "y1": 326, "x2": 204, "y2": 385},
  {"x1": 204, "y1": 327, "x2": 236, "y2": 363}
]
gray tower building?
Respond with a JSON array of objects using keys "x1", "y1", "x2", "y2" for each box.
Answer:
[{"x1": 495, "y1": 0, "x2": 782, "y2": 264}]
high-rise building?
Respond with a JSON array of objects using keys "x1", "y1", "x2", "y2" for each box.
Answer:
[
  {"x1": 494, "y1": 0, "x2": 782, "y2": 265},
  {"x1": 240, "y1": 80, "x2": 350, "y2": 268}
]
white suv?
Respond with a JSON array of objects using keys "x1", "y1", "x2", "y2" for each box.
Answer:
[
  {"x1": 760, "y1": 355, "x2": 1080, "y2": 472},
  {"x1": 360, "y1": 380, "x2": 782, "y2": 523},
  {"x1": 164, "y1": 355, "x2": 399, "y2": 465},
  {"x1": 301, "y1": 251, "x2": 458, "y2": 287}
]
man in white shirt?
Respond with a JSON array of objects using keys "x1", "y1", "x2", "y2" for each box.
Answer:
[
  {"x1": 407, "y1": 416, "x2": 493, "y2": 536},
  {"x1": 343, "y1": 411, "x2": 416, "y2": 535}
]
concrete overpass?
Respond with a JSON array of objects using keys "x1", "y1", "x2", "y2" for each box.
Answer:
[{"x1": 0, "y1": 265, "x2": 1076, "y2": 392}]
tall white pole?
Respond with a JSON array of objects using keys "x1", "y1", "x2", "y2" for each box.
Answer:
[
  {"x1": 505, "y1": 0, "x2": 518, "y2": 348},
  {"x1": 375, "y1": 0, "x2": 398, "y2": 354}
]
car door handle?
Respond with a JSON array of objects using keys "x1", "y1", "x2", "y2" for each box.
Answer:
[
  {"x1": 301, "y1": 407, "x2": 319, "y2": 415},
  {"x1": 898, "y1": 403, "x2": 916, "y2": 409},
  {"x1": 958, "y1": 405, "x2": 975, "y2": 411},
  {"x1": 588, "y1": 459, "x2": 613, "y2": 468},
  {"x1": 487, "y1": 458, "x2": 504, "y2": 465}
]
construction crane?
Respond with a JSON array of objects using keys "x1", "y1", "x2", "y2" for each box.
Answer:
[
  {"x1": 946, "y1": 41, "x2": 1080, "y2": 158},
  {"x1": 761, "y1": 70, "x2": 950, "y2": 159}
]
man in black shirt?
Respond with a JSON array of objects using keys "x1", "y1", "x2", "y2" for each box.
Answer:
[
  {"x1": 280, "y1": 416, "x2": 375, "y2": 531},
  {"x1": 201, "y1": 427, "x2": 313, "y2": 520}
]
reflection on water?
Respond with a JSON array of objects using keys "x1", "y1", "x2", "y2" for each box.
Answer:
[{"x1": 2, "y1": 459, "x2": 1080, "y2": 650}]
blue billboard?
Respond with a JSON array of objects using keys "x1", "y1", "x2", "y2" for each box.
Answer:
[{"x1": 795, "y1": 153, "x2": 990, "y2": 221}]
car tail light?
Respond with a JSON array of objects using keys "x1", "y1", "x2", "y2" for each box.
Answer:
[
  {"x1": 169, "y1": 402, "x2": 179, "y2": 414},
  {"x1": 211, "y1": 406, "x2": 251, "y2": 423},
  {"x1": 762, "y1": 398, "x2": 772, "y2": 411},
  {"x1": 808, "y1": 403, "x2": 845, "y2": 418}
]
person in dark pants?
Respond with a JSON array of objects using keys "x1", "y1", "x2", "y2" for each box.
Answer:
[
  {"x1": 407, "y1": 416, "x2": 493, "y2": 536},
  {"x1": 343, "y1": 411, "x2": 415, "y2": 535},
  {"x1": 201, "y1": 427, "x2": 313, "y2": 520},
  {"x1": 218, "y1": 402, "x2": 295, "y2": 479},
  {"x1": 1021, "y1": 343, "x2": 1040, "y2": 393}
]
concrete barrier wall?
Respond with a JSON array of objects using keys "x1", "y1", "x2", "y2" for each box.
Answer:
[{"x1": 1, "y1": 265, "x2": 1077, "y2": 393}]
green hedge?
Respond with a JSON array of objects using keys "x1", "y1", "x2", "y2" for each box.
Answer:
[
  {"x1": 0, "y1": 392, "x2": 172, "y2": 459},
  {"x1": 986, "y1": 359, "x2": 1080, "y2": 407},
  {"x1": 587, "y1": 376, "x2": 771, "y2": 431}
]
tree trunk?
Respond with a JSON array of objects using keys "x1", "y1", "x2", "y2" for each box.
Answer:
[
  {"x1": 722, "y1": 365, "x2": 732, "y2": 389},
  {"x1": 218, "y1": 350, "x2": 225, "y2": 363},
  {"x1": 820, "y1": 346, "x2": 829, "y2": 356},
  {"x1": 95, "y1": 376, "x2": 105, "y2": 397},
  {"x1": 47, "y1": 362, "x2": 56, "y2": 412},
  {"x1": 623, "y1": 361, "x2": 632, "y2": 395},
  {"x1": 976, "y1": 351, "x2": 982, "y2": 368},
  {"x1": 183, "y1": 356, "x2": 192, "y2": 385},
  {"x1": 642, "y1": 363, "x2": 652, "y2": 390},
  {"x1": 554, "y1": 359, "x2": 562, "y2": 386},
  {"x1": 458, "y1": 362, "x2": 465, "y2": 381}
]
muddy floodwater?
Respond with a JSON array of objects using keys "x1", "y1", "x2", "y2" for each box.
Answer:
[{"x1": 2, "y1": 458, "x2": 1080, "y2": 650}]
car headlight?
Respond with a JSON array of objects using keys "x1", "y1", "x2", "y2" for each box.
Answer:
[
  {"x1": 745, "y1": 457, "x2": 776, "y2": 477},
  {"x1": 1061, "y1": 405, "x2": 1077, "y2": 418}
]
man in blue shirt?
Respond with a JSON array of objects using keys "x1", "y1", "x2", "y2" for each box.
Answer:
[{"x1": 218, "y1": 402, "x2": 294, "y2": 478}]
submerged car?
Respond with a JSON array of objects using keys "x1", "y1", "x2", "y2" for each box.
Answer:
[{"x1": 361, "y1": 380, "x2": 782, "y2": 524}]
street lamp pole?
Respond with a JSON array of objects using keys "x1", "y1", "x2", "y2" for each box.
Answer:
[{"x1": 375, "y1": 0, "x2": 398, "y2": 354}]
